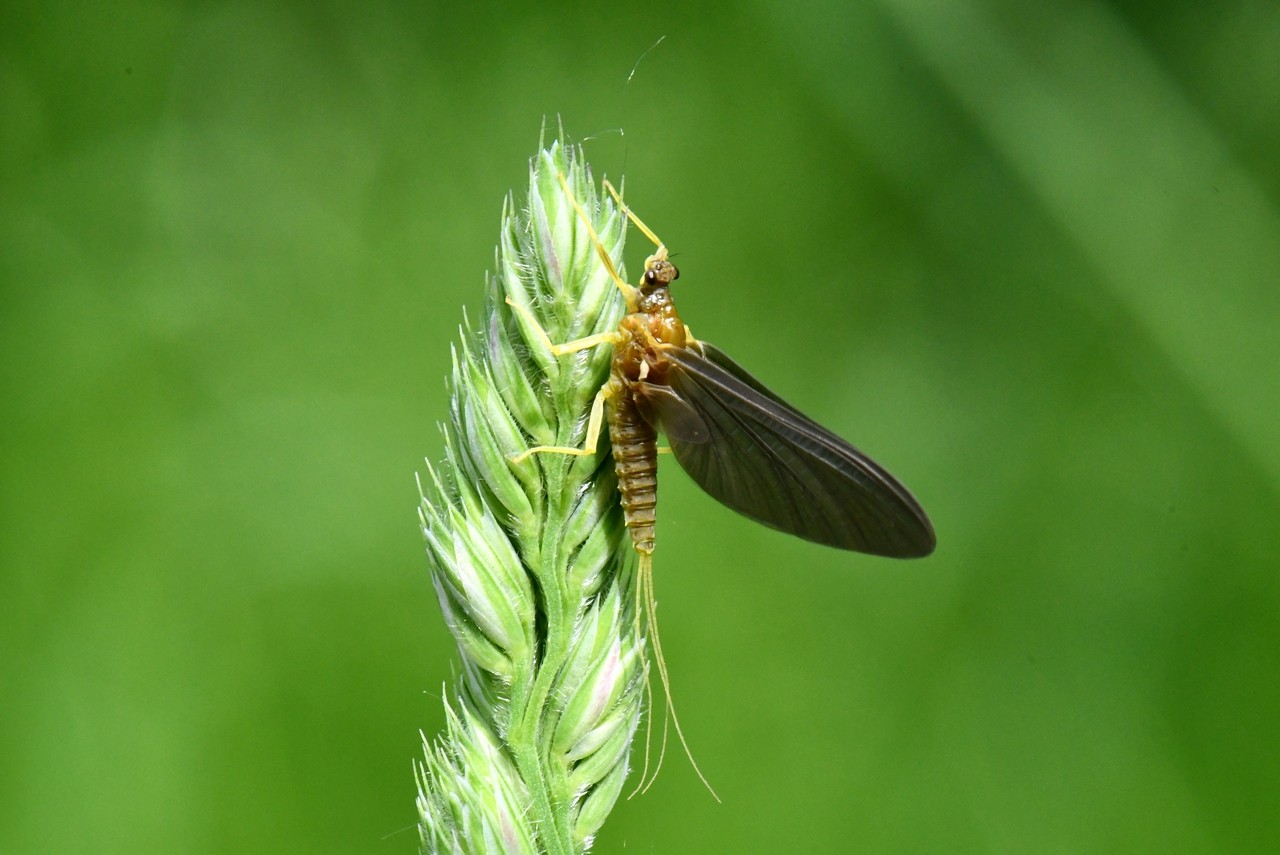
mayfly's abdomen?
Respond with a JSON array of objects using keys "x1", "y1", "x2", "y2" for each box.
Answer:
[{"x1": 608, "y1": 385, "x2": 658, "y2": 555}]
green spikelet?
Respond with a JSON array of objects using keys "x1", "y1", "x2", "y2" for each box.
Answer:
[{"x1": 416, "y1": 141, "x2": 644, "y2": 855}]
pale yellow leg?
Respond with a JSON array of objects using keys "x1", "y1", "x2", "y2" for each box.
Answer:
[
  {"x1": 503, "y1": 292, "x2": 615, "y2": 463},
  {"x1": 504, "y1": 296, "x2": 619, "y2": 356},
  {"x1": 555, "y1": 172, "x2": 638, "y2": 309},
  {"x1": 602, "y1": 179, "x2": 667, "y2": 257},
  {"x1": 509, "y1": 382, "x2": 611, "y2": 464}
]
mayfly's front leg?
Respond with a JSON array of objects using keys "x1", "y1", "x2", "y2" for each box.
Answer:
[
  {"x1": 602, "y1": 179, "x2": 698, "y2": 345},
  {"x1": 504, "y1": 295, "x2": 617, "y2": 464},
  {"x1": 555, "y1": 172, "x2": 639, "y2": 311},
  {"x1": 602, "y1": 179, "x2": 666, "y2": 258}
]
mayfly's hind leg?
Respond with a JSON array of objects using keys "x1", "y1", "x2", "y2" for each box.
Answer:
[
  {"x1": 509, "y1": 381, "x2": 612, "y2": 464},
  {"x1": 555, "y1": 172, "x2": 638, "y2": 310}
]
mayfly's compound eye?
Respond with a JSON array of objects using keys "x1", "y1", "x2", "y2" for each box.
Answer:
[{"x1": 644, "y1": 268, "x2": 658, "y2": 286}]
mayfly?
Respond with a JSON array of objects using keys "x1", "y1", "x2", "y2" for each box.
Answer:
[{"x1": 509, "y1": 174, "x2": 935, "y2": 794}]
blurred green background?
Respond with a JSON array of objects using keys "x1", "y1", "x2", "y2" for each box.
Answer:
[{"x1": 4, "y1": 0, "x2": 1278, "y2": 852}]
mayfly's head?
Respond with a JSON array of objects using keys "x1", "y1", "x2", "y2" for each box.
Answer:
[{"x1": 641, "y1": 252, "x2": 679, "y2": 295}]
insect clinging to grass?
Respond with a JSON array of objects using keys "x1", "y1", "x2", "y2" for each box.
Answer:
[{"x1": 507, "y1": 173, "x2": 935, "y2": 795}]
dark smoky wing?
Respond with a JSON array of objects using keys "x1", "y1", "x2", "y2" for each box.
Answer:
[
  {"x1": 658, "y1": 343, "x2": 936, "y2": 558},
  {"x1": 633, "y1": 381, "x2": 710, "y2": 443}
]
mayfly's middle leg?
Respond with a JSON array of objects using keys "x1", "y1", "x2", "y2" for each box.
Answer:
[{"x1": 505, "y1": 296, "x2": 619, "y2": 357}]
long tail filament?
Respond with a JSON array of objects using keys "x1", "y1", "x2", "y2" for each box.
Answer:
[{"x1": 629, "y1": 551, "x2": 721, "y2": 802}]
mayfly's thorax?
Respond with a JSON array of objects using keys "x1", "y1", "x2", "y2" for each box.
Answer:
[{"x1": 614, "y1": 287, "x2": 686, "y2": 385}]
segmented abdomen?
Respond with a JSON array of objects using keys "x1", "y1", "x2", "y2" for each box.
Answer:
[{"x1": 608, "y1": 382, "x2": 658, "y2": 555}]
